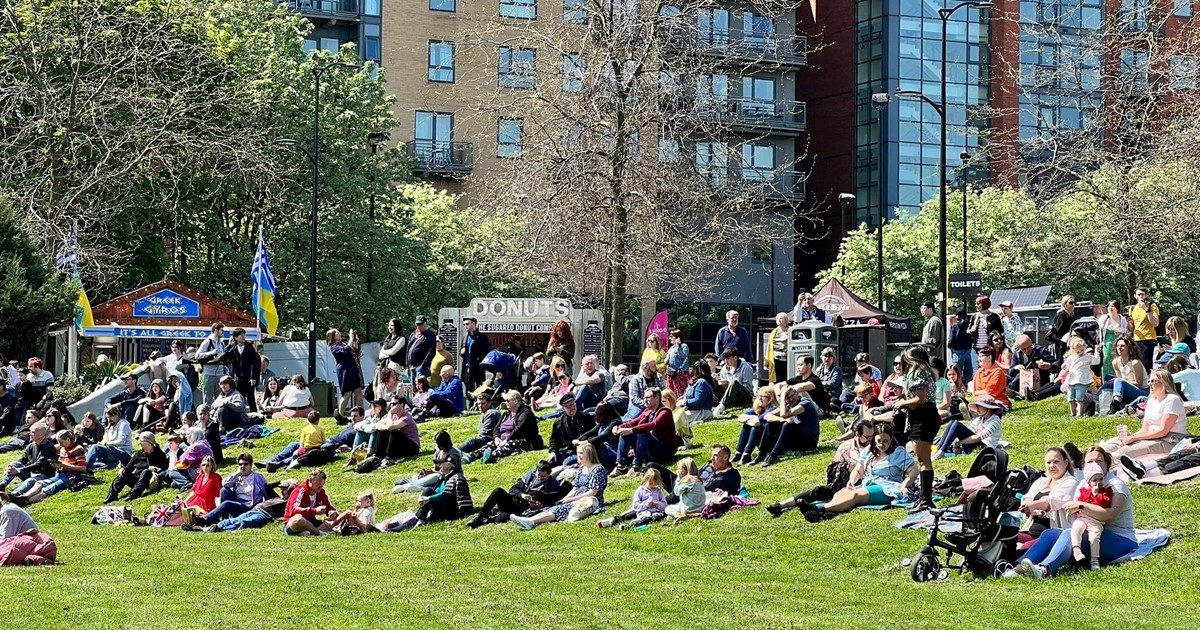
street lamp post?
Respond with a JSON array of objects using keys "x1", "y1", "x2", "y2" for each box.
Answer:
[
  {"x1": 277, "y1": 60, "x2": 360, "y2": 382},
  {"x1": 870, "y1": 93, "x2": 889, "y2": 309},
  {"x1": 365, "y1": 131, "x2": 389, "y2": 341},
  {"x1": 960, "y1": 151, "x2": 971, "y2": 273},
  {"x1": 937, "y1": 1, "x2": 993, "y2": 354},
  {"x1": 837, "y1": 193, "x2": 855, "y2": 275}
]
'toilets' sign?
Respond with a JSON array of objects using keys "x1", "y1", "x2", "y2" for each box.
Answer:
[{"x1": 132, "y1": 289, "x2": 201, "y2": 318}]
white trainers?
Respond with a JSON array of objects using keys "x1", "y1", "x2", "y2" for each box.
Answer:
[
  {"x1": 714, "y1": 404, "x2": 726, "y2": 417},
  {"x1": 510, "y1": 515, "x2": 535, "y2": 530}
]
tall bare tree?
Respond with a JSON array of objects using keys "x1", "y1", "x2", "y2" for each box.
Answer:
[{"x1": 443, "y1": 0, "x2": 817, "y2": 360}]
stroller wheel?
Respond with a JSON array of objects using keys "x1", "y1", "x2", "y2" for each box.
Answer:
[{"x1": 910, "y1": 548, "x2": 943, "y2": 583}]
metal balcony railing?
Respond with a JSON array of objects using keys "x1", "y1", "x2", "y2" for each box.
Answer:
[
  {"x1": 662, "y1": 25, "x2": 808, "y2": 68},
  {"x1": 286, "y1": 0, "x2": 360, "y2": 17},
  {"x1": 406, "y1": 140, "x2": 474, "y2": 177},
  {"x1": 701, "y1": 167, "x2": 808, "y2": 201},
  {"x1": 701, "y1": 97, "x2": 807, "y2": 133}
]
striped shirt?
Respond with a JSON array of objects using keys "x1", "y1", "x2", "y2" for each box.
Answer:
[{"x1": 968, "y1": 414, "x2": 1003, "y2": 448}]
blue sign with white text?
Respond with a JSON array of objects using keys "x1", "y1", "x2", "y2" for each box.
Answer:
[{"x1": 132, "y1": 289, "x2": 200, "y2": 318}]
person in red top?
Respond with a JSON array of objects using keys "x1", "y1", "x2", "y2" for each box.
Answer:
[
  {"x1": 283, "y1": 468, "x2": 338, "y2": 536},
  {"x1": 14, "y1": 430, "x2": 87, "y2": 505},
  {"x1": 181, "y1": 456, "x2": 221, "y2": 523},
  {"x1": 971, "y1": 347, "x2": 1011, "y2": 411},
  {"x1": 610, "y1": 388, "x2": 678, "y2": 476}
]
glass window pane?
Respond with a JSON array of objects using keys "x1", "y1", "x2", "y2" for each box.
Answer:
[
  {"x1": 364, "y1": 0, "x2": 381, "y2": 16},
  {"x1": 430, "y1": 0, "x2": 455, "y2": 11},
  {"x1": 500, "y1": 0, "x2": 537, "y2": 19}
]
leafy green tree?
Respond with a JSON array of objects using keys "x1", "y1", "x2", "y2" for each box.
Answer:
[{"x1": 0, "y1": 197, "x2": 77, "y2": 360}]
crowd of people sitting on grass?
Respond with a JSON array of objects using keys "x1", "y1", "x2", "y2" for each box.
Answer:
[{"x1": 0, "y1": 290, "x2": 1192, "y2": 576}]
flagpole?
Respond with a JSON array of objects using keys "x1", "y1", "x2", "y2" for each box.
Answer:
[
  {"x1": 255, "y1": 228, "x2": 265, "y2": 336},
  {"x1": 67, "y1": 222, "x2": 79, "y2": 378}
]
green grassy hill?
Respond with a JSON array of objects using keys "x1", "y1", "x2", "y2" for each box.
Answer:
[{"x1": 0, "y1": 399, "x2": 1195, "y2": 629}]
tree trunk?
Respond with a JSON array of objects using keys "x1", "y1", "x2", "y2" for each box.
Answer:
[{"x1": 603, "y1": 263, "x2": 628, "y2": 367}]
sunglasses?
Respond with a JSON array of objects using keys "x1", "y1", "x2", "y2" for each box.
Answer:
[{"x1": 238, "y1": 462, "x2": 252, "y2": 467}]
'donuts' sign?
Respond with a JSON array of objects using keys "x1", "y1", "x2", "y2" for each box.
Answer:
[{"x1": 469, "y1": 298, "x2": 572, "y2": 320}]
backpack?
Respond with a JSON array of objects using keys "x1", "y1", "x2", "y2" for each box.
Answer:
[
  {"x1": 825, "y1": 460, "x2": 853, "y2": 491},
  {"x1": 294, "y1": 444, "x2": 336, "y2": 467},
  {"x1": 948, "y1": 323, "x2": 973, "y2": 351},
  {"x1": 355, "y1": 456, "x2": 382, "y2": 474}
]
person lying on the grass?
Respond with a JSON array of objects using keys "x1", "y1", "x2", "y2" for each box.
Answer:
[
  {"x1": 184, "y1": 452, "x2": 266, "y2": 528},
  {"x1": 1119, "y1": 437, "x2": 1200, "y2": 481},
  {"x1": 764, "y1": 420, "x2": 878, "y2": 519},
  {"x1": 390, "y1": 430, "x2": 462, "y2": 491},
  {"x1": 509, "y1": 443, "x2": 607, "y2": 531},
  {"x1": 382, "y1": 454, "x2": 473, "y2": 532},
  {"x1": 1007, "y1": 446, "x2": 1137, "y2": 579},
  {"x1": 283, "y1": 468, "x2": 338, "y2": 536},
  {"x1": 1017, "y1": 446, "x2": 1080, "y2": 547},
  {"x1": 931, "y1": 399, "x2": 1004, "y2": 461},
  {"x1": 105, "y1": 431, "x2": 167, "y2": 503},
  {"x1": 791, "y1": 422, "x2": 916, "y2": 523},
  {"x1": 467, "y1": 459, "x2": 568, "y2": 528},
  {"x1": 1099, "y1": 368, "x2": 1186, "y2": 461},
  {"x1": 462, "y1": 389, "x2": 542, "y2": 464},
  {"x1": 12, "y1": 430, "x2": 87, "y2": 506}
]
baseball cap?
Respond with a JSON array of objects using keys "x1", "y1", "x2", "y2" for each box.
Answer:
[
  {"x1": 999, "y1": 300, "x2": 1015, "y2": 308},
  {"x1": 1157, "y1": 342, "x2": 1190, "y2": 363},
  {"x1": 414, "y1": 315, "x2": 428, "y2": 325}
]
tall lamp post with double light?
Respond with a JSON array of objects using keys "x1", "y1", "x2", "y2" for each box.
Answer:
[
  {"x1": 365, "y1": 131, "x2": 390, "y2": 341},
  {"x1": 960, "y1": 150, "x2": 972, "y2": 273},
  {"x1": 276, "y1": 60, "x2": 360, "y2": 382},
  {"x1": 837, "y1": 193, "x2": 855, "y2": 275},
  {"x1": 870, "y1": 92, "x2": 890, "y2": 309}
]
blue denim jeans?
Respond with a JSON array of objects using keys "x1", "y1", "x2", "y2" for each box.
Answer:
[
  {"x1": 953, "y1": 349, "x2": 976, "y2": 383},
  {"x1": 1112, "y1": 379, "x2": 1149, "y2": 402},
  {"x1": 735, "y1": 424, "x2": 764, "y2": 456},
  {"x1": 935, "y1": 420, "x2": 979, "y2": 455},
  {"x1": 1017, "y1": 527, "x2": 1139, "y2": 575},
  {"x1": 86, "y1": 444, "x2": 131, "y2": 471},
  {"x1": 269, "y1": 441, "x2": 300, "y2": 465},
  {"x1": 216, "y1": 509, "x2": 274, "y2": 531}
]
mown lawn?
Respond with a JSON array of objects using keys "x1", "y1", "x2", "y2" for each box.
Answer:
[{"x1": 0, "y1": 398, "x2": 1196, "y2": 629}]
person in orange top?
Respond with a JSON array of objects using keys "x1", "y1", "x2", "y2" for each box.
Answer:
[
  {"x1": 971, "y1": 347, "x2": 1011, "y2": 412},
  {"x1": 182, "y1": 456, "x2": 222, "y2": 517}
]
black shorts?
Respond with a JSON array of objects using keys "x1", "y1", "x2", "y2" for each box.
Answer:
[{"x1": 905, "y1": 402, "x2": 941, "y2": 443}]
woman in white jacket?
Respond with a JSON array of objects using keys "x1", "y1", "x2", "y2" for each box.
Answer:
[{"x1": 1016, "y1": 446, "x2": 1081, "y2": 544}]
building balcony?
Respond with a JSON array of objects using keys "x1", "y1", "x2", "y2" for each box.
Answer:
[
  {"x1": 704, "y1": 168, "x2": 808, "y2": 202},
  {"x1": 701, "y1": 98, "x2": 807, "y2": 135},
  {"x1": 285, "y1": 0, "x2": 361, "y2": 22},
  {"x1": 406, "y1": 140, "x2": 474, "y2": 178},
  {"x1": 662, "y1": 26, "x2": 807, "y2": 70}
]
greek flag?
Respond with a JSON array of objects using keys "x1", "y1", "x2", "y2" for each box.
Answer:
[
  {"x1": 56, "y1": 223, "x2": 79, "y2": 272},
  {"x1": 252, "y1": 228, "x2": 279, "y2": 335}
]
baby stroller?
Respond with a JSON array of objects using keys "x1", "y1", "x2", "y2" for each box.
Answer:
[
  {"x1": 1070, "y1": 316, "x2": 1099, "y2": 348},
  {"x1": 475, "y1": 350, "x2": 518, "y2": 402},
  {"x1": 909, "y1": 448, "x2": 1030, "y2": 582}
]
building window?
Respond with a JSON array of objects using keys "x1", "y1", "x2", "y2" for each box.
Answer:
[
  {"x1": 430, "y1": 0, "x2": 455, "y2": 11},
  {"x1": 657, "y1": 137, "x2": 680, "y2": 162},
  {"x1": 364, "y1": 24, "x2": 381, "y2": 63},
  {"x1": 695, "y1": 141, "x2": 727, "y2": 186},
  {"x1": 1171, "y1": 55, "x2": 1198, "y2": 89},
  {"x1": 320, "y1": 37, "x2": 340, "y2": 53},
  {"x1": 743, "y1": 12, "x2": 776, "y2": 50},
  {"x1": 1121, "y1": 49, "x2": 1149, "y2": 90},
  {"x1": 414, "y1": 111, "x2": 454, "y2": 161},
  {"x1": 1175, "y1": 0, "x2": 1193, "y2": 17},
  {"x1": 698, "y1": 8, "x2": 730, "y2": 47},
  {"x1": 501, "y1": 0, "x2": 536, "y2": 19},
  {"x1": 364, "y1": 0, "x2": 381, "y2": 16},
  {"x1": 751, "y1": 240, "x2": 774, "y2": 263},
  {"x1": 499, "y1": 47, "x2": 537, "y2": 89},
  {"x1": 741, "y1": 144, "x2": 774, "y2": 182},
  {"x1": 429, "y1": 41, "x2": 455, "y2": 82},
  {"x1": 497, "y1": 118, "x2": 524, "y2": 157},
  {"x1": 564, "y1": 0, "x2": 587, "y2": 23},
  {"x1": 562, "y1": 53, "x2": 584, "y2": 92}
]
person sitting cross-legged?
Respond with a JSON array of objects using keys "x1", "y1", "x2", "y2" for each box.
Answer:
[{"x1": 282, "y1": 468, "x2": 338, "y2": 536}]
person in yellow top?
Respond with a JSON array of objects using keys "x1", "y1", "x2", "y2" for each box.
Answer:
[
  {"x1": 298, "y1": 410, "x2": 326, "y2": 454},
  {"x1": 641, "y1": 335, "x2": 667, "y2": 376},
  {"x1": 429, "y1": 336, "x2": 456, "y2": 388},
  {"x1": 764, "y1": 312, "x2": 792, "y2": 383},
  {"x1": 1130, "y1": 287, "x2": 1161, "y2": 369}
]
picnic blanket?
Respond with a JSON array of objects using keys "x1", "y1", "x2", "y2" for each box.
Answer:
[
  {"x1": 1120, "y1": 440, "x2": 1200, "y2": 486},
  {"x1": 220, "y1": 424, "x2": 280, "y2": 446}
]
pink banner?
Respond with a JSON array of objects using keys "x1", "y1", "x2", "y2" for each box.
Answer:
[{"x1": 646, "y1": 310, "x2": 670, "y2": 347}]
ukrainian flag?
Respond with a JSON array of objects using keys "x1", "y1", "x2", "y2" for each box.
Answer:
[
  {"x1": 74, "y1": 274, "x2": 94, "y2": 330},
  {"x1": 252, "y1": 229, "x2": 279, "y2": 335}
]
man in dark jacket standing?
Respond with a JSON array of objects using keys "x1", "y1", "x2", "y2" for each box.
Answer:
[
  {"x1": 407, "y1": 315, "x2": 437, "y2": 378},
  {"x1": 224, "y1": 328, "x2": 261, "y2": 411},
  {"x1": 459, "y1": 317, "x2": 492, "y2": 391}
]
